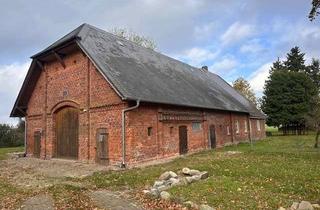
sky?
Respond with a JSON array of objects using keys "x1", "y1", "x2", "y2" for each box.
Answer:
[{"x1": 0, "y1": 0, "x2": 319, "y2": 124}]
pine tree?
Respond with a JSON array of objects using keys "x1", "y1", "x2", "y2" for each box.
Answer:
[
  {"x1": 284, "y1": 46, "x2": 306, "y2": 72},
  {"x1": 232, "y1": 77, "x2": 257, "y2": 105},
  {"x1": 306, "y1": 59, "x2": 320, "y2": 90},
  {"x1": 262, "y1": 47, "x2": 317, "y2": 135}
]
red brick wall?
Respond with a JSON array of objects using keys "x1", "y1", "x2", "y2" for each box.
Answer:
[
  {"x1": 250, "y1": 118, "x2": 266, "y2": 140},
  {"x1": 25, "y1": 48, "x2": 266, "y2": 166},
  {"x1": 26, "y1": 50, "x2": 126, "y2": 162}
]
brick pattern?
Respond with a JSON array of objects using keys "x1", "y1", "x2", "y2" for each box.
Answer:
[{"x1": 25, "y1": 49, "x2": 266, "y2": 166}]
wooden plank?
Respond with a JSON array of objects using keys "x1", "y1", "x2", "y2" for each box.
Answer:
[
  {"x1": 179, "y1": 126, "x2": 188, "y2": 154},
  {"x1": 52, "y1": 51, "x2": 66, "y2": 68},
  {"x1": 56, "y1": 107, "x2": 79, "y2": 159},
  {"x1": 33, "y1": 131, "x2": 41, "y2": 158},
  {"x1": 96, "y1": 128, "x2": 109, "y2": 165},
  {"x1": 209, "y1": 125, "x2": 216, "y2": 148}
]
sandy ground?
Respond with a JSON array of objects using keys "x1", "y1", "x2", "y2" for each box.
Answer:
[{"x1": 0, "y1": 155, "x2": 109, "y2": 188}]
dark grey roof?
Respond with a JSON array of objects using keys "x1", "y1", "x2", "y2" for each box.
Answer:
[{"x1": 12, "y1": 23, "x2": 265, "y2": 118}]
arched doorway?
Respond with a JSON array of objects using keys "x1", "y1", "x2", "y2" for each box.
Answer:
[
  {"x1": 209, "y1": 125, "x2": 216, "y2": 148},
  {"x1": 55, "y1": 107, "x2": 79, "y2": 159}
]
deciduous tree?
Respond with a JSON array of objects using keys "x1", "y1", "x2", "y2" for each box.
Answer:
[
  {"x1": 309, "y1": 0, "x2": 320, "y2": 21},
  {"x1": 232, "y1": 77, "x2": 257, "y2": 105},
  {"x1": 110, "y1": 28, "x2": 157, "y2": 50}
]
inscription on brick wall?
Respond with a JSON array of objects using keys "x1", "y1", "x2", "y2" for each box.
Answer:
[{"x1": 159, "y1": 111, "x2": 204, "y2": 122}]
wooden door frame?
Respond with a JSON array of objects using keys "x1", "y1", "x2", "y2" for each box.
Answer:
[
  {"x1": 179, "y1": 125, "x2": 188, "y2": 155},
  {"x1": 209, "y1": 124, "x2": 216, "y2": 148},
  {"x1": 95, "y1": 128, "x2": 109, "y2": 165},
  {"x1": 33, "y1": 131, "x2": 41, "y2": 158},
  {"x1": 54, "y1": 105, "x2": 79, "y2": 159}
]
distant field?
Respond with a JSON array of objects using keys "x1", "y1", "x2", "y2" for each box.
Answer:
[
  {"x1": 266, "y1": 126, "x2": 278, "y2": 132},
  {"x1": 0, "y1": 147, "x2": 24, "y2": 160}
]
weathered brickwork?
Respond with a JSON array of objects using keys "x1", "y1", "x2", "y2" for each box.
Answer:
[{"x1": 25, "y1": 49, "x2": 266, "y2": 166}]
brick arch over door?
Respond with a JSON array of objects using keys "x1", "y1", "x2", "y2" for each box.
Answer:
[{"x1": 54, "y1": 106, "x2": 79, "y2": 159}]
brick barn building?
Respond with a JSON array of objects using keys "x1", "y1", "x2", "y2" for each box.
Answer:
[{"x1": 11, "y1": 24, "x2": 266, "y2": 167}]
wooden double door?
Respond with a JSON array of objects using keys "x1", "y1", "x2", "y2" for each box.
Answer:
[{"x1": 55, "y1": 107, "x2": 79, "y2": 159}]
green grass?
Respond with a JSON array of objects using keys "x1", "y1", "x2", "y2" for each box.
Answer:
[
  {"x1": 88, "y1": 135, "x2": 320, "y2": 209},
  {"x1": 0, "y1": 146, "x2": 24, "y2": 160},
  {"x1": 266, "y1": 126, "x2": 278, "y2": 133}
]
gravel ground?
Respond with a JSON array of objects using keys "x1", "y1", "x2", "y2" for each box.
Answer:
[{"x1": 0, "y1": 156, "x2": 109, "y2": 188}]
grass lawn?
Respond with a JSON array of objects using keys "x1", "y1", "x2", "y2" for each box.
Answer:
[
  {"x1": 89, "y1": 135, "x2": 320, "y2": 210},
  {"x1": 0, "y1": 146, "x2": 24, "y2": 160}
]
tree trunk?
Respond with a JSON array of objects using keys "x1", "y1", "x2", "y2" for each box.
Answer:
[{"x1": 315, "y1": 128, "x2": 320, "y2": 148}]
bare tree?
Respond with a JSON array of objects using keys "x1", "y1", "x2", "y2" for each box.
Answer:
[
  {"x1": 309, "y1": 0, "x2": 320, "y2": 21},
  {"x1": 110, "y1": 28, "x2": 157, "y2": 50}
]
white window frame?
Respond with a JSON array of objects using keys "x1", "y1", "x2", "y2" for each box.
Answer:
[
  {"x1": 257, "y1": 120, "x2": 261, "y2": 131},
  {"x1": 227, "y1": 126, "x2": 231, "y2": 135},
  {"x1": 235, "y1": 120, "x2": 240, "y2": 134},
  {"x1": 244, "y1": 120, "x2": 248, "y2": 133}
]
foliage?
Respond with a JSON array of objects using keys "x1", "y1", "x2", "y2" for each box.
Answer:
[
  {"x1": 309, "y1": 0, "x2": 320, "y2": 21},
  {"x1": 0, "y1": 119, "x2": 25, "y2": 148},
  {"x1": 283, "y1": 46, "x2": 306, "y2": 72},
  {"x1": 261, "y1": 47, "x2": 318, "y2": 134},
  {"x1": 306, "y1": 58, "x2": 320, "y2": 90},
  {"x1": 110, "y1": 28, "x2": 157, "y2": 50},
  {"x1": 232, "y1": 77, "x2": 257, "y2": 105},
  {"x1": 88, "y1": 135, "x2": 320, "y2": 209}
]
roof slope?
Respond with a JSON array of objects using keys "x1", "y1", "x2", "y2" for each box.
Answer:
[{"x1": 11, "y1": 24, "x2": 265, "y2": 118}]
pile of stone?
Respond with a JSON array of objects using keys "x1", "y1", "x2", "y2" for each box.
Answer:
[
  {"x1": 278, "y1": 201, "x2": 320, "y2": 210},
  {"x1": 143, "y1": 167, "x2": 209, "y2": 200}
]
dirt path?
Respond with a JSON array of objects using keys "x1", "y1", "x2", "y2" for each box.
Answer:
[
  {"x1": 0, "y1": 157, "x2": 109, "y2": 188},
  {"x1": 0, "y1": 156, "x2": 144, "y2": 209}
]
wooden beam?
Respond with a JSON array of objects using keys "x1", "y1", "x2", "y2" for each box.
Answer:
[
  {"x1": 36, "y1": 60, "x2": 44, "y2": 70},
  {"x1": 52, "y1": 51, "x2": 66, "y2": 68}
]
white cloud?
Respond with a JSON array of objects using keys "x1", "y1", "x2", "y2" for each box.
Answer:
[
  {"x1": 0, "y1": 61, "x2": 30, "y2": 124},
  {"x1": 221, "y1": 21, "x2": 256, "y2": 45},
  {"x1": 193, "y1": 21, "x2": 217, "y2": 40},
  {"x1": 240, "y1": 39, "x2": 264, "y2": 54},
  {"x1": 210, "y1": 56, "x2": 238, "y2": 73},
  {"x1": 173, "y1": 47, "x2": 220, "y2": 67},
  {"x1": 248, "y1": 62, "x2": 272, "y2": 96}
]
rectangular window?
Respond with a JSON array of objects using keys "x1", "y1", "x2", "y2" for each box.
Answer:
[
  {"x1": 244, "y1": 121, "x2": 248, "y2": 133},
  {"x1": 227, "y1": 126, "x2": 231, "y2": 135},
  {"x1": 148, "y1": 127, "x2": 153, "y2": 136},
  {"x1": 235, "y1": 120, "x2": 240, "y2": 134},
  {"x1": 257, "y1": 120, "x2": 261, "y2": 131},
  {"x1": 192, "y1": 122, "x2": 201, "y2": 131}
]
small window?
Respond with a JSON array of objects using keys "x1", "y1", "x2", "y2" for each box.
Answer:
[
  {"x1": 257, "y1": 120, "x2": 261, "y2": 131},
  {"x1": 235, "y1": 120, "x2": 240, "y2": 134},
  {"x1": 227, "y1": 126, "x2": 231, "y2": 135},
  {"x1": 170, "y1": 126, "x2": 174, "y2": 135},
  {"x1": 148, "y1": 127, "x2": 153, "y2": 136},
  {"x1": 192, "y1": 122, "x2": 201, "y2": 131},
  {"x1": 244, "y1": 121, "x2": 248, "y2": 133}
]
